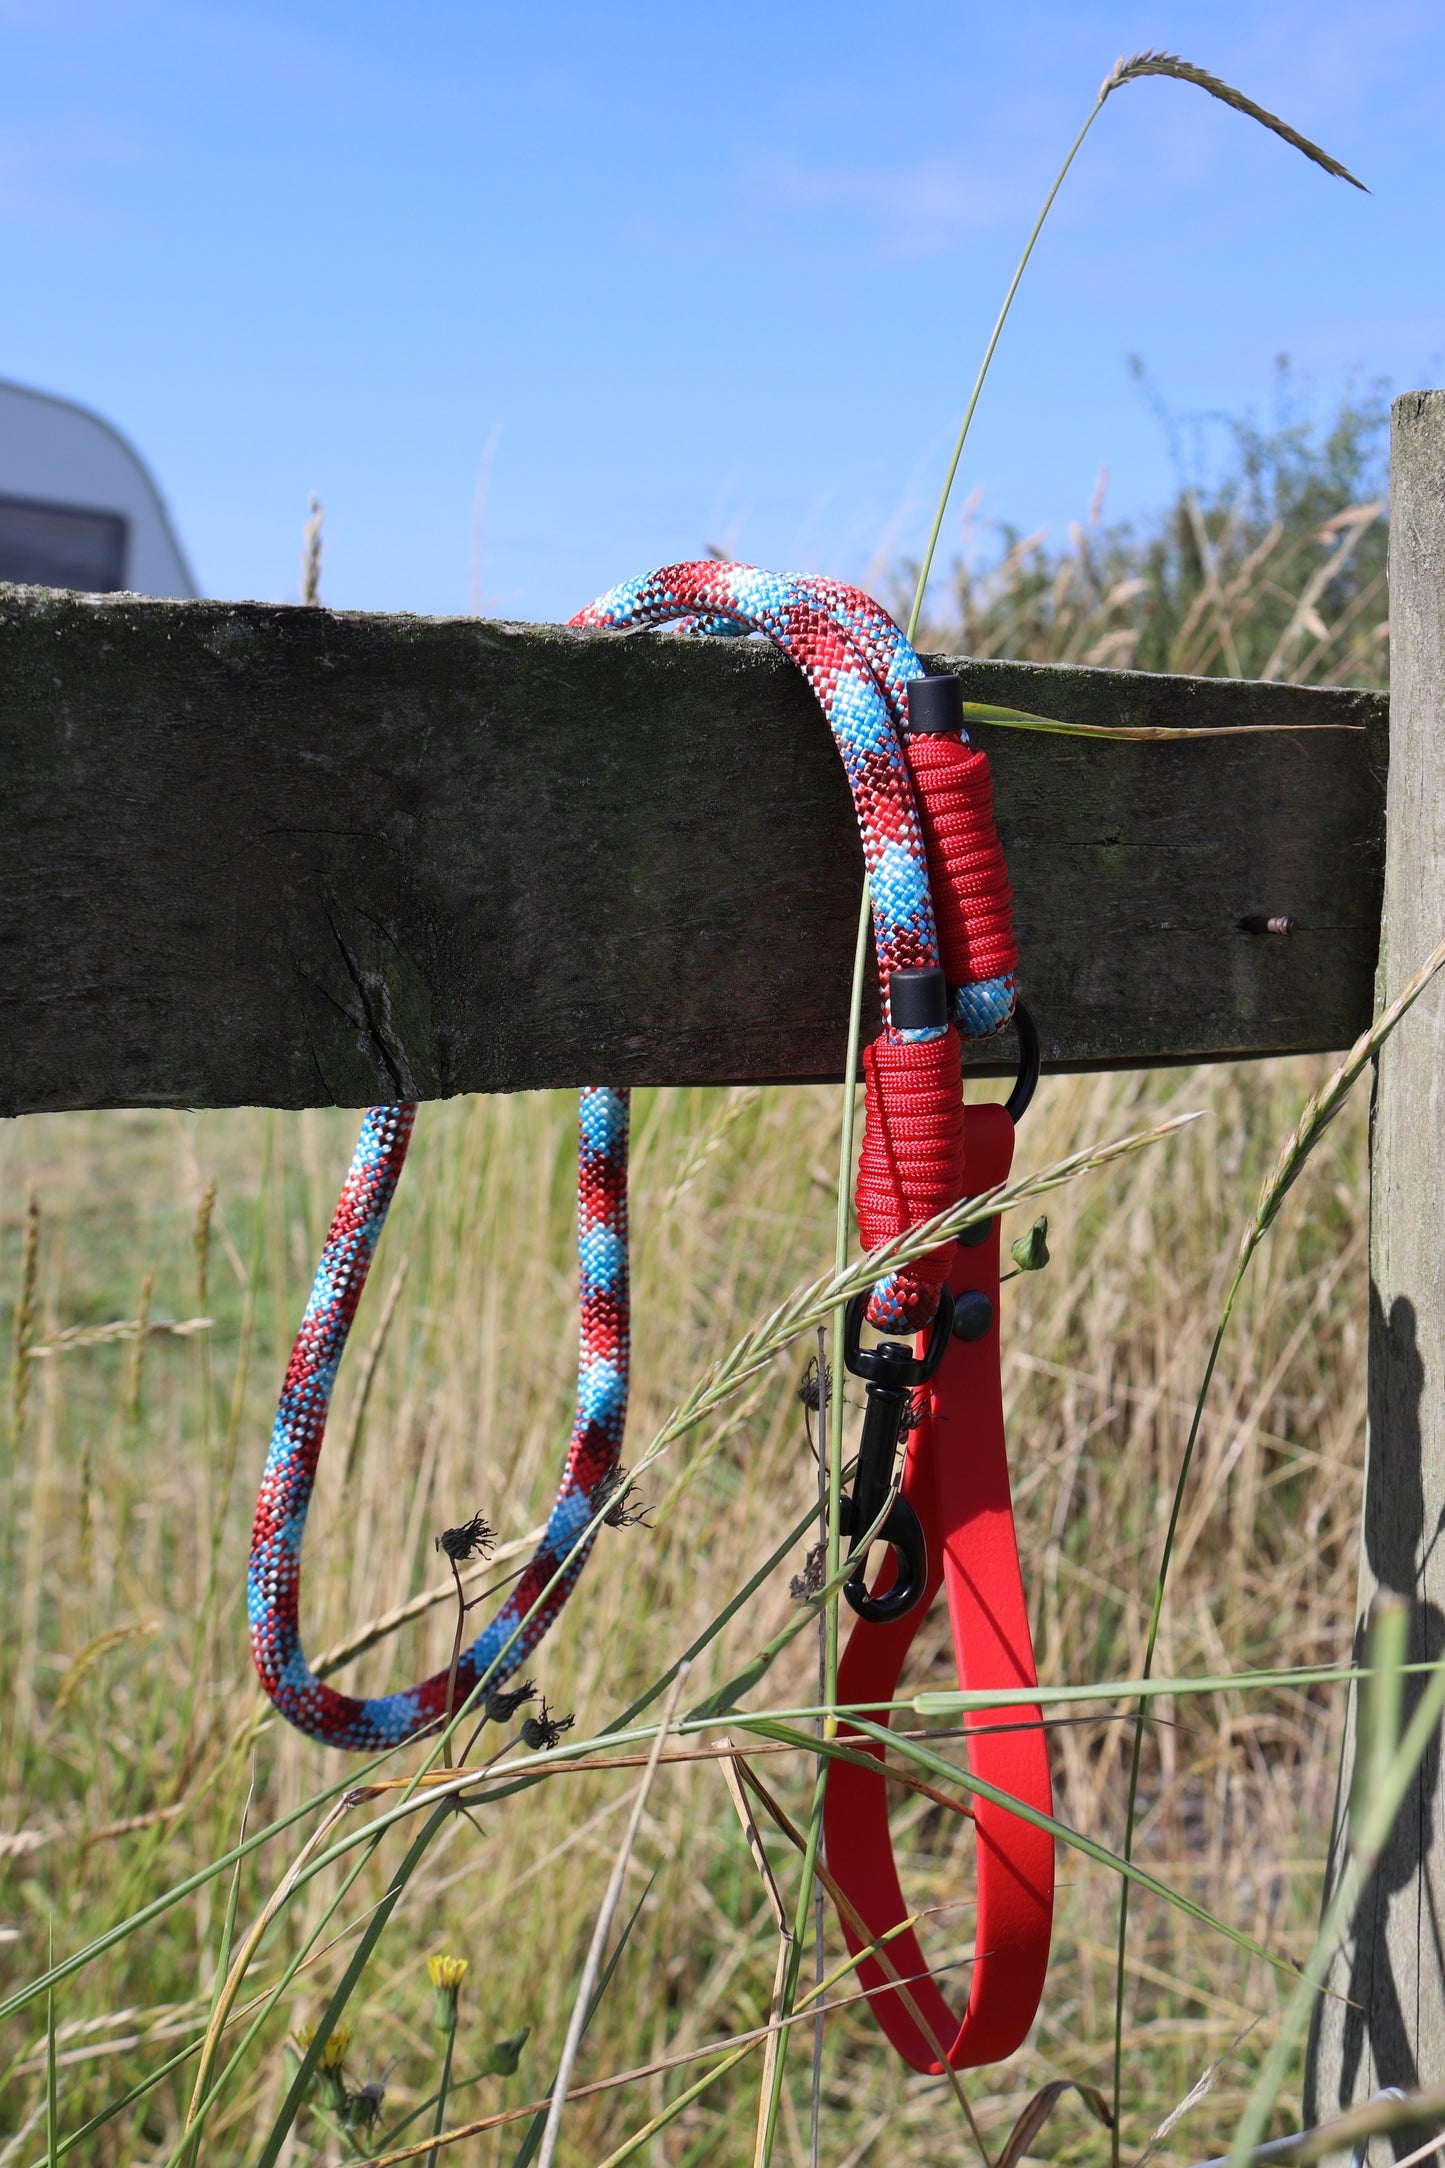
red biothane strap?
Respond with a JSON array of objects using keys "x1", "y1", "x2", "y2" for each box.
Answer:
[{"x1": 823, "y1": 1103, "x2": 1054, "y2": 2071}]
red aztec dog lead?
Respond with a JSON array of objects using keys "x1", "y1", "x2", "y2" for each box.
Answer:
[
  {"x1": 824, "y1": 1099, "x2": 1054, "y2": 2070},
  {"x1": 815, "y1": 654, "x2": 1053, "y2": 2071},
  {"x1": 248, "y1": 562, "x2": 1054, "y2": 2073}
]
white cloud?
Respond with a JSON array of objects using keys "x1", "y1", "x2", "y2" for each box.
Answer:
[{"x1": 733, "y1": 149, "x2": 1036, "y2": 264}]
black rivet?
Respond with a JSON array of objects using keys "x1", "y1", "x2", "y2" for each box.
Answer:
[
  {"x1": 958, "y1": 1214, "x2": 995, "y2": 1248},
  {"x1": 1240, "y1": 914, "x2": 1299, "y2": 936},
  {"x1": 951, "y1": 1290, "x2": 994, "y2": 1342},
  {"x1": 904, "y1": 675, "x2": 964, "y2": 735},
  {"x1": 888, "y1": 966, "x2": 948, "y2": 1033}
]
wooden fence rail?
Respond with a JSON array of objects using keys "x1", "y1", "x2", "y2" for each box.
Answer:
[{"x1": 0, "y1": 585, "x2": 1384, "y2": 1117}]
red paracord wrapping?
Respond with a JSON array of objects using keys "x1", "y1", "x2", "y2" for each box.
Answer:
[
  {"x1": 904, "y1": 735, "x2": 1018, "y2": 988},
  {"x1": 853, "y1": 1029, "x2": 966, "y2": 1327}
]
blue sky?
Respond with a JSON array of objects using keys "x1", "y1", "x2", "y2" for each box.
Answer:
[{"x1": 3, "y1": 1, "x2": 1440, "y2": 620}]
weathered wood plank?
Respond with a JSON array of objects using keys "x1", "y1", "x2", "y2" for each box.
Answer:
[
  {"x1": 1310, "y1": 390, "x2": 1445, "y2": 2119},
  {"x1": 0, "y1": 584, "x2": 1386, "y2": 1115}
]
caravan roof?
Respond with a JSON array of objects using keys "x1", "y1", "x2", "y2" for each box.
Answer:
[{"x1": 0, "y1": 378, "x2": 196, "y2": 598}]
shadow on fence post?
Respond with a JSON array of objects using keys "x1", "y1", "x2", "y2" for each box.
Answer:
[{"x1": 1308, "y1": 388, "x2": 1445, "y2": 2150}]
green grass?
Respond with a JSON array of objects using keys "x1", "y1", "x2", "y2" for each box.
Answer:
[{"x1": 0, "y1": 1050, "x2": 1372, "y2": 2163}]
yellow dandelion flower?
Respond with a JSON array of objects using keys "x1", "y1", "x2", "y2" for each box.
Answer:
[
  {"x1": 288, "y1": 2018, "x2": 353, "y2": 2110},
  {"x1": 428, "y1": 1952, "x2": 469, "y2": 2030},
  {"x1": 317, "y1": 2021, "x2": 354, "y2": 2072}
]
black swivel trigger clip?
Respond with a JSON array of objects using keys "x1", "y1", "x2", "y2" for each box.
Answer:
[{"x1": 839, "y1": 1286, "x2": 955, "y2": 1623}]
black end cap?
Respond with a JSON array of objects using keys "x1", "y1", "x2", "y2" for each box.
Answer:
[
  {"x1": 905, "y1": 674, "x2": 964, "y2": 735},
  {"x1": 888, "y1": 966, "x2": 948, "y2": 1033}
]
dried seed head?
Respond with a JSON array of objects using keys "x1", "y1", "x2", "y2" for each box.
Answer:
[
  {"x1": 1097, "y1": 50, "x2": 1366, "y2": 191},
  {"x1": 436, "y1": 1511, "x2": 496, "y2": 1564},
  {"x1": 521, "y1": 1699, "x2": 575, "y2": 1752},
  {"x1": 789, "y1": 1540, "x2": 827, "y2": 1602},
  {"x1": 898, "y1": 1388, "x2": 929, "y2": 1438},
  {"x1": 593, "y1": 1462, "x2": 652, "y2": 1530},
  {"x1": 486, "y1": 1677, "x2": 537, "y2": 1725},
  {"x1": 605, "y1": 1482, "x2": 653, "y2": 1530},
  {"x1": 796, "y1": 1356, "x2": 830, "y2": 1413}
]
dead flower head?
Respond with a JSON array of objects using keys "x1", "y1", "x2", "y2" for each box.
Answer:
[
  {"x1": 485, "y1": 1677, "x2": 536, "y2": 1725},
  {"x1": 521, "y1": 1698, "x2": 575, "y2": 1752},
  {"x1": 789, "y1": 1539, "x2": 827, "y2": 1603},
  {"x1": 598, "y1": 1463, "x2": 653, "y2": 1529},
  {"x1": 436, "y1": 1511, "x2": 496, "y2": 1564},
  {"x1": 797, "y1": 1355, "x2": 830, "y2": 1413}
]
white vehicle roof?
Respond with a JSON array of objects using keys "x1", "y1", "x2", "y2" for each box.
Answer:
[{"x1": 0, "y1": 377, "x2": 197, "y2": 598}]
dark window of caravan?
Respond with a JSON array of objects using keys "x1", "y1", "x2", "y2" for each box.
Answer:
[{"x1": 0, "y1": 493, "x2": 127, "y2": 591}]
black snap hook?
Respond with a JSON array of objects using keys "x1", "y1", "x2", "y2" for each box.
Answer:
[{"x1": 839, "y1": 1287, "x2": 954, "y2": 1623}]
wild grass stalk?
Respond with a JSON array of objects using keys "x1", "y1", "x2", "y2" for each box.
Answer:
[
  {"x1": 1226, "y1": 1605, "x2": 1439, "y2": 2168},
  {"x1": 534, "y1": 1668, "x2": 688, "y2": 2168},
  {"x1": 906, "y1": 52, "x2": 1363, "y2": 639}
]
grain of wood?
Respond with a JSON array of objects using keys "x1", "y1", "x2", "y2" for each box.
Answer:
[{"x1": 0, "y1": 586, "x2": 1386, "y2": 1115}]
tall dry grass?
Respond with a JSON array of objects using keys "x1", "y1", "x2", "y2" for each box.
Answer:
[
  {"x1": 0, "y1": 1051, "x2": 1369, "y2": 2163},
  {"x1": 905, "y1": 368, "x2": 1390, "y2": 691}
]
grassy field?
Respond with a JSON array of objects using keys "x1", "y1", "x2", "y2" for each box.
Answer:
[{"x1": 0, "y1": 1050, "x2": 1371, "y2": 2164}]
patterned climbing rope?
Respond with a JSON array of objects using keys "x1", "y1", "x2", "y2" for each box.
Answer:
[{"x1": 249, "y1": 563, "x2": 1016, "y2": 1749}]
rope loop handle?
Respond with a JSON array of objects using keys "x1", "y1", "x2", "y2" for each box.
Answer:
[{"x1": 249, "y1": 562, "x2": 1019, "y2": 1746}]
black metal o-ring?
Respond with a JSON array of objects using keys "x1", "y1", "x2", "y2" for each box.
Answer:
[{"x1": 1003, "y1": 1000, "x2": 1040, "y2": 1126}]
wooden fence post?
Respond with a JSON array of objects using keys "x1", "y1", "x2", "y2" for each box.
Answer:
[{"x1": 1308, "y1": 390, "x2": 1445, "y2": 2129}]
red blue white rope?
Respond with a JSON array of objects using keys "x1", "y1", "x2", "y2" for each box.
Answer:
[
  {"x1": 249, "y1": 563, "x2": 1014, "y2": 1749},
  {"x1": 248, "y1": 1086, "x2": 629, "y2": 1750}
]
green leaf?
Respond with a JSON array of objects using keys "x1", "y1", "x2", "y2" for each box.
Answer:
[
  {"x1": 1350, "y1": 1597, "x2": 1411, "y2": 1847},
  {"x1": 996, "y1": 2080, "x2": 1112, "y2": 2168}
]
